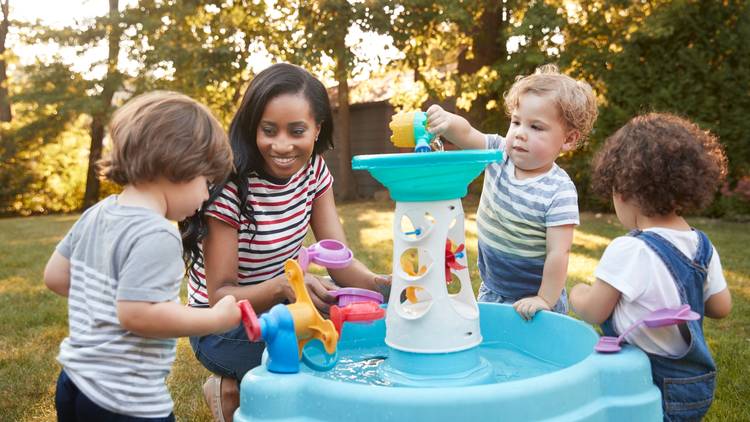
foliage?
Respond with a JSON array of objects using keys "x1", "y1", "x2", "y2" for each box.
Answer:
[
  {"x1": 122, "y1": 0, "x2": 268, "y2": 124},
  {"x1": 558, "y1": 0, "x2": 750, "y2": 210},
  {"x1": 2, "y1": 0, "x2": 749, "y2": 216}
]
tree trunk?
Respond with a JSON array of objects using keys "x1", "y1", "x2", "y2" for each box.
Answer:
[
  {"x1": 82, "y1": 0, "x2": 121, "y2": 209},
  {"x1": 83, "y1": 116, "x2": 105, "y2": 208},
  {"x1": 334, "y1": 42, "x2": 358, "y2": 200},
  {"x1": 456, "y1": 1, "x2": 505, "y2": 129},
  {"x1": 0, "y1": 0, "x2": 12, "y2": 122}
]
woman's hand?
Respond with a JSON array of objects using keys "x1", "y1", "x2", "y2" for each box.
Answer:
[
  {"x1": 279, "y1": 273, "x2": 337, "y2": 313},
  {"x1": 373, "y1": 274, "x2": 392, "y2": 301},
  {"x1": 304, "y1": 274, "x2": 337, "y2": 314}
]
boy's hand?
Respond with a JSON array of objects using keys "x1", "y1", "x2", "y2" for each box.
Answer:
[
  {"x1": 426, "y1": 104, "x2": 453, "y2": 136},
  {"x1": 212, "y1": 295, "x2": 242, "y2": 333},
  {"x1": 513, "y1": 296, "x2": 552, "y2": 321}
]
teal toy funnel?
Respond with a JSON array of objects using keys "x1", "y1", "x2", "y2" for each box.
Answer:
[{"x1": 351, "y1": 150, "x2": 502, "y2": 202}]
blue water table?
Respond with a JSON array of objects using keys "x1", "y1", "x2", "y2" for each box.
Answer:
[{"x1": 233, "y1": 112, "x2": 662, "y2": 421}]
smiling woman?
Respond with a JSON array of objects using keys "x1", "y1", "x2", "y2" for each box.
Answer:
[
  {"x1": 179, "y1": 62, "x2": 391, "y2": 422},
  {"x1": 256, "y1": 93, "x2": 319, "y2": 180}
]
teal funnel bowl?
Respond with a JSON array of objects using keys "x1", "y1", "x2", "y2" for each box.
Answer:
[{"x1": 352, "y1": 150, "x2": 502, "y2": 201}]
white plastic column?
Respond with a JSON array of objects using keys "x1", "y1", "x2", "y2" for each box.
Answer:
[{"x1": 385, "y1": 199, "x2": 482, "y2": 353}]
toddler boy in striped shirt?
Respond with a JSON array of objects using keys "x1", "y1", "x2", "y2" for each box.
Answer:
[{"x1": 426, "y1": 64, "x2": 598, "y2": 320}]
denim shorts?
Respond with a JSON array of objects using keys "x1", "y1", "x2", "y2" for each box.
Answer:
[
  {"x1": 477, "y1": 283, "x2": 569, "y2": 315},
  {"x1": 189, "y1": 323, "x2": 266, "y2": 382},
  {"x1": 56, "y1": 370, "x2": 175, "y2": 421}
]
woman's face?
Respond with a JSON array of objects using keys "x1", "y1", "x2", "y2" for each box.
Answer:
[{"x1": 256, "y1": 93, "x2": 320, "y2": 179}]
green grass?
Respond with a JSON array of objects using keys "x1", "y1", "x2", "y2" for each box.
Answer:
[{"x1": 1, "y1": 200, "x2": 748, "y2": 421}]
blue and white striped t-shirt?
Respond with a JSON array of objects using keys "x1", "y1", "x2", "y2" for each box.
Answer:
[
  {"x1": 55, "y1": 196, "x2": 182, "y2": 418},
  {"x1": 477, "y1": 134, "x2": 579, "y2": 298}
]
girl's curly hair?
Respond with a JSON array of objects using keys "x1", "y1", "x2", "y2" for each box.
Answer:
[{"x1": 592, "y1": 113, "x2": 727, "y2": 217}]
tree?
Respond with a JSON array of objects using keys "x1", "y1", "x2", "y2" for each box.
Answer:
[
  {"x1": 83, "y1": 0, "x2": 122, "y2": 209},
  {"x1": 557, "y1": 0, "x2": 750, "y2": 210},
  {"x1": 269, "y1": 1, "x2": 391, "y2": 200},
  {"x1": 0, "y1": 0, "x2": 11, "y2": 122},
  {"x1": 123, "y1": 0, "x2": 268, "y2": 124},
  {"x1": 9, "y1": 0, "x2": 127, "y2": 210},
  {"x1": 377, "y1": 0, "x2": 563, "y2": 130}
]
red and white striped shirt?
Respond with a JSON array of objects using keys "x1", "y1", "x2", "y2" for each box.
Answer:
[{"x1": 188, "y1": 155, "x2": 333, "y2": 307}]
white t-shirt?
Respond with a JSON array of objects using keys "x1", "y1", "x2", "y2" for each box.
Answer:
[{"x1": 594, "y1": 227, "x2": 727, "y2": 357}]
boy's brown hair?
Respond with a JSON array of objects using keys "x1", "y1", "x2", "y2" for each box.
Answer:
[
  {"x1": 504, "y1": 64, "x2": 598, "y2": 145},
  {"x1": 592, "y1": 113, "x2": 728, "y2": 216},
  {"x1": 99, "y1": 91, "x2": 233, "y2": 185}
]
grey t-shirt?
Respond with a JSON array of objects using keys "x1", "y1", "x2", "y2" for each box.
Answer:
[{"x1": 56, "y1": 195, "x2": 183, "y2": 418}]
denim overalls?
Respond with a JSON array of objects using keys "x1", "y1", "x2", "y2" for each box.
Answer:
[{"x1": 601, "y1": 229, "x2": 717, "y2": 422}]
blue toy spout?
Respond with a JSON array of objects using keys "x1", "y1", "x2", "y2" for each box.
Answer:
[
  {"x1": 412, "y1": 112, "x2": 434, "y2": 153},
  {"x1": 259, "y1": 305, "x2": 300, "y2": 374}
]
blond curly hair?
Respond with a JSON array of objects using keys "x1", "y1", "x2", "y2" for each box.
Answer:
[{"x1": 504, "y1": 64, "x2": 598, "y2": 146}]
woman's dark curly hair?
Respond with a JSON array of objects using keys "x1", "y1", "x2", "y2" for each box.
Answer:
[
  {"x1": 180, "y1": 63, "x2": 335, "y2": 266},
  {"x1": 592, "y1": 113, "x2": 727, "y2": 217}
]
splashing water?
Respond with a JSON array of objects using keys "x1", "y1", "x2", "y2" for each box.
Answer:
[{"x1": 430, "y1": 136, "x2": 444, "y2": 152}]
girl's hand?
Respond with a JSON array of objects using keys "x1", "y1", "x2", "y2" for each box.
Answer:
[
  {"x1": 211, "y1": 295, "x2": 242, "y2": 333},
  {"x1": 426, "y1": 104, "x2": 453, "y2": 136},
  {"x1": 513, "y1": 296, "x2": 552, "y2": 321}
]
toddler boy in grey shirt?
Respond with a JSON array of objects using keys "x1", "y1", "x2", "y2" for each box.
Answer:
[{"x1": 44, "y1": 91, "x2": 241, "y2": 421}]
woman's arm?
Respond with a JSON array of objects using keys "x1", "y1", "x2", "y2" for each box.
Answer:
[
  {"x1": 44, "y1": 251, "x2": 71, "y2": 297},
  {"x1": 309, "y1": 188, "x2": 388, "y2": 292},
  {"x1": 202, "y1": 218, "x2": 291, "y2": 313}
]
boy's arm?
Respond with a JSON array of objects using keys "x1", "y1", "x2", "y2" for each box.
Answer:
[
  {"x1": 426, "y1": 105, "x2": 487, "y2": 150},
  {"x1": 513, "y1": 224, "x2": 574, "y2": 320},
  {"x1": 569, "y1": 279, "x2": 621, "y2": 325},
  {"x1": 705, "y1": 288, "x2": 731, "y2": 319},
  {"x1": 117, "y1": 295, "x2": 240, "y2": 339},
  {"x1": 44, "y1": 251, "x2": 71, "y2": 297}
]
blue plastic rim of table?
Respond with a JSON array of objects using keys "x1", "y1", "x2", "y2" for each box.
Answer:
[
  {"x1": 351, "y1": 150, "x2": 502, "y2": 202},
  {"x1": 234, "y1": 303, "x2": 663, "y2": 421}
]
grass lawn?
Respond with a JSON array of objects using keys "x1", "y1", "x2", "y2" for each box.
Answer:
[{"x1": 1, "y1": 199, "x2": 748, "y2": 421}]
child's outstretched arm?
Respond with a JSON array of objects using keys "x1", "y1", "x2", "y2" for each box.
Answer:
[
  {"x1": 513, "y1": 225, "x2": 574, "y2": 320},
  {"x1": 426, "y1": 105, "x2": 487, "y2": 150},
  {"x1": 569, "y1": 280, "x2": 621, "y2": 325},
  {"x1": 117, "y1": 295, "x2": 241, "y2": 339},
  {"x1": 44, "y1": 251, "x2": 71, "y2": 297},
  {"x1": 310, "y1": 188, "x2": 391, "y2": 294}
]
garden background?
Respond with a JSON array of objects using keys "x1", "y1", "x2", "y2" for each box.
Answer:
[{"x1": 0, "y1": 1, "x2": 748, "y2": 421}]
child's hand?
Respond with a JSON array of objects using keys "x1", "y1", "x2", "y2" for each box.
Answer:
[
  {"x1": 513, "y1": 296, "x2": 552, "y2": 321},
  {"x1": 211, "y1": 295, "x2": 242, "y2": 333},
  {"x1": 426, "y1": 104, "x2": 453, "y2": 137}
]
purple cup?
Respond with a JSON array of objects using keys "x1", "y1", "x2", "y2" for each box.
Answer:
[
  {"x1": 329, "y1": 288, "x2": 384, "y2": 307},
  {"x1": 299, "y1": 239, "x2": 354, "y2": 271}
]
